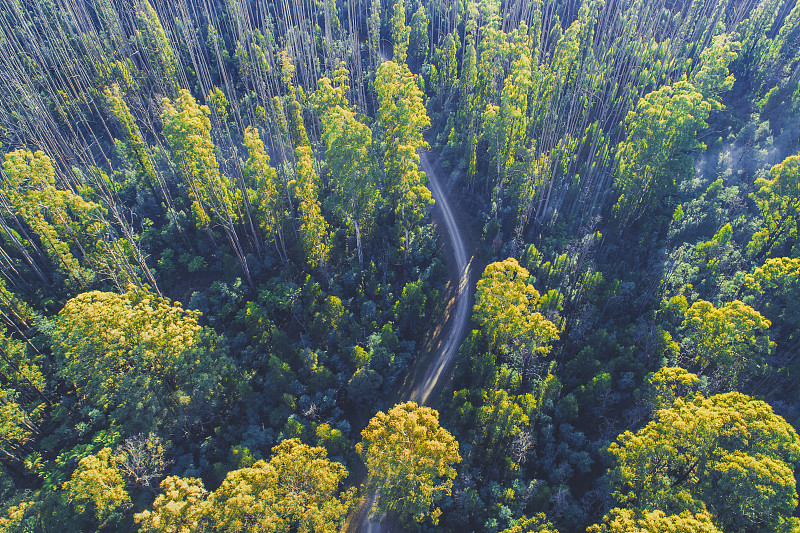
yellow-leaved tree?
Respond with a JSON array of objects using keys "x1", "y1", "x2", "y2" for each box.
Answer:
[
  {"x1": 211, "y1": 438, "x2": 354, "y2": 532},
  {"x1": 358, "y1": 401, "x2": 461, "y2": 527},
  {"x1": 375, "y1": 60, "x2": 434, "y2": 259},
  {"x1": 54, "y1": 286, "x2": 237, "y2": 435},
  {"x1": 594, "y1": 390, "x2": 800, "y2": 533},
  {"x1": 135, "y1": 438, "x2": 353, "y2": 533},
  {"x1": 682, "y1": 299, "x2": 772, "y2": 389},
  {"x1": 64, "y1": 448, "x2": 130, "y2": 529},
  {"x1": 473, "y1": 258, "x2": 559, "y2": 382},
  {"x1": 1, "y1": 149, "x2": 105, "y2": 288}
]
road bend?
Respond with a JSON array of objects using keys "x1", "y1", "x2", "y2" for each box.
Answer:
[{"x1": 412, "y1": 150, "x2": 472, "y2": 406}]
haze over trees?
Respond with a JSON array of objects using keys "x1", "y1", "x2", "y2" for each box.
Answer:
[{"x1": 0, "y1": 0, "x2": 798, "y2": 532}]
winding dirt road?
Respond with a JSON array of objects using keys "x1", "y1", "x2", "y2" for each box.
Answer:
[
  {"x1": 359, "y1": 149, "x2": 474, "y2": 532},
  {"x1": 411, "y1": 151, "x2": 472, "y2": 406},
  {"x1": 373, "y1": 49, "x2": 473, "y2": 409}
]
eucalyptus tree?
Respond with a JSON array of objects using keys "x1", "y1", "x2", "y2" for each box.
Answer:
[
  {"x1": 314, "y1": 70, "x2": 379, "y2": 265},
  {"x1": 748, "y1": 154, "x2": 800, "y2": 260},
  {"x1": 161, "y1": 89, "x2": 253, "y2": 288},
  {"x1": 612, "y1": 81, "x2": 712, "y2": 227},
  {"x1": 375, "y1": 60, "x2": 434, "y2": 259},
  {"x1": 391, "y1": 0, "x2": 411, "y2": 63},
  {"x1": 243, "y1": 126, "x2": 287, "y2": 262},
  {"x1": 409, "y1": 6, "x2": 430, "y2": 65},
  {"x1": 601, "y1": 392, "x2": 800, "y2": 533},
  {"x1": 1, "y1": 149, "x2": 104, "y2": 289},
  {"x1": 359, "y1": 402, "x2": 461, "y2": 527},
  {"x1": 284, "y1": 77, "x2": 331, "y2": 271}
]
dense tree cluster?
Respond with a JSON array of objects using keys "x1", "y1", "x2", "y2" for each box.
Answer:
[{"x1": 0, "y1": 0, "x2": 798, "y2": 532}]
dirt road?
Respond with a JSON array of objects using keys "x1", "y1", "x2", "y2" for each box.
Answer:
[{"x1": 411, "y1": 150, "x2": 472, "y2": 406}]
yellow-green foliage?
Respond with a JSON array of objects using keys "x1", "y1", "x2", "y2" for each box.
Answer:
[
  {"x1": 745, "y1": 257, "x2": 800, "y2": 336},
  {"x1": 161, "y1": 89, "x2": 241, "y2": 229},
  {"x1": 294, "y1": 145, "x2": 330, "y2": 270},
  {"x1": 53, "y1": 286, "x2": 205, "y2": 432},
  {"x1": 211, "y1": 438, "x2": 353, "y2": 532},
  {"x1": 474, "y1": 258, "x2": 560, "y2": 358},
  {"x1": 390, "y1": 0, "x2": 409, "y2": 63},
  {"x1": 358, "y1": 401, "x2": 460, "y2": 526},
  {"x1": 683, "y1": 299, "x2": 772, "y2": 388},
  {"x1": 136, "y1": 439, "x2": 353, "y2": 533},
  {"x1": 64, "y1": 448, "x2": 130, "y2": 524},
  {"x1": 641, "y1": 366, "x2": 700, "y2": 411},
  {"x1": 613, "y1": 81, "x2": 712, "y2": 225},
  {"x1": 104, "y1": 84, "x2": 158, "y2": 187},
  {"x1": 748, "y1": 154, "x2": 800, "y2": 259},
  {"x1": 135, "y1": 476, "x2": 210, "y2": 532},
  {"x1": 589, "y1": 508, "x2": 722, "y2": 533},
  {"x1": 606, "y1": 392, "x2": 800, "y2": 533},
  {"x1": 2, "y1": 149, "x2": 105, "y2": 286},
  {"x1": 207, "y1": 86, "x2": 229, "y2": 123},
  {"x1": 315, "y1": 78, "x2": 378, "y2": 263},
  {"x1": 0, "y1": 390, "x2": 33, "y2": 456},
  {"x1": 135, "y1": 0, "x2": 178, "y2": 91},
  {"x1": 243, "y1": 126, "x2": 283, "y2": 249},
  {"x1": 375, "y1": 60, "x2": 434, "y2": 248}
]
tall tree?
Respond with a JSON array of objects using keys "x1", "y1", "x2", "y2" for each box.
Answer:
[
  {"x1": 682, "y1": 300, "x2": 773, "y2": 389},
  {"x1": 435, "y1": 32, "x2": 458, "y2": 93},
  {"x1": 53, "y1": 286, "x2": 236, "y2": 435},
  {"x1": 283, "y1": 77, "x2": 331, "y2": 271},
  {"x1": 368, "y1": 0, "x2": 382, "y2": 70},
  {"x1": 315, "y1": 76, "x2": 378, "y2": 265},
  {"x1": 0, "y1": 328, "x2": 48, "y2": 407},
  {"x1": 161, "y1": 89, "x2": 253, "y2": 287},
  {"x1": 135, "y1": 476, "x2": 211, "y2": 533},
  {"x1": 0, "y1": 388, "x2": 39, "y2": 469},
  {"x1": 408, "y1": 6, "x2": 429, "y2": 65},
  {"x1": 483, "y1": 51, "x2": 531, "y2": 213},
  {"x1": 459, "y1": 40, "x2": 479, "y2": 191},
  {"x1": 612, "y1": 81, "x2": 713, "y2": 227},
  {"x1": 1, "y1": 149, "x2": 105, "y2": 288},
  {"x1": 692, "y1": 35, "x2": 739, "y2": 106},
  {"x1": 391, "y1": 0, "x2": 410, "y2": 63},
  {"x1": 135, "y1": 0, "x2": 179, "y2": 93},
  {"x1": 64, "y1": 448, "x2": 130, "y2": 528},
  {"x1": 375, "y1": 60, "x2": 434, "y2": 258},
  {"x1": 243, "y1": 126, "x2": 287, "y2": 261},
  {"x1": 210, "y1": 438, "x2": 354, "y2": 532},
  {"x1": 745, "y1": 257, "x2": 800, "y2": 342},
  {"x1": 104, "y1": 84, "x2": 160, "y2": 193},
  {"x1": 589, "y1": 508, "x2": 722, "y2": 533},
  {"x1": 747, "y1": 154, "x2": 800, "y2": 260},
  {"x1": 161, "y1": 89, "x2": 239, "y2": 231},
  {"x1": 762, "y1": 1, "x2": 800, "y2": 82},
  {"x1": 473, "y1": 258, "x2": 559, "y2": 378},
  {"x1": 294, "y1": 145, "x2": 331, "y2": 271}
]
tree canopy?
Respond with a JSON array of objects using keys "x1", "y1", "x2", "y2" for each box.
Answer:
[
  {"x1": 358, "y1": 401, "x2": 461, "y2": 526},
  {"x1": 605, "y1": 391, "x2": 800, "y2": 533},
  {"x1": 0, "y1": 0, "x2": 797, "y2": 532},
  {"x1": 474, "y1": 258, "x2": 560, "y2": 363},
  {"x1": 53, "y1": 286, "x2": 236, "y2": 434}
]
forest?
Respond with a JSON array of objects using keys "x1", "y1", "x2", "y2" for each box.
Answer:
[{"x1": 0, "y1": 0, "x2": 799, "y2": 531}]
